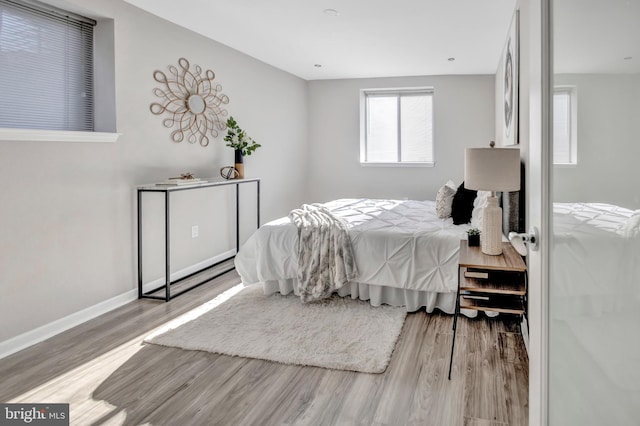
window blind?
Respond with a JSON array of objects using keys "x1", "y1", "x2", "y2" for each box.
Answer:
[
  {"x1": 553, "y1": 89, "x2": 573, "y2": 164},
  {"x1": 364, "y1": 89, "x2": 434, "y2": 163},
  {"x1": 0, "y1": 0, "x2": 95, "y2": 131}
]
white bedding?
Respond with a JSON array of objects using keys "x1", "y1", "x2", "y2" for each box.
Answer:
[
  {"x1": 552, "y1": 202, "x2": 640, "y2": 317},
  {"x1": 235, "y1": 199, "x2": 472, "y2": 308},
  {"x1": 551, "y1": 204, "x2": 640, "y2": 423}
]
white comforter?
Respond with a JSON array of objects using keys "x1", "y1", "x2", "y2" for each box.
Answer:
[
  {"x1": 235, "y1": 199, "x2": 471, "y2": 294},
  {"x1": 552, "y1": 203, "x2": 640, "y2": 315}
]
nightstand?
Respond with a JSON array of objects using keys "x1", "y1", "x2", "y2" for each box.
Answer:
[{"x1": 447, "y1": 240, "x2": 527, "y2": 380}]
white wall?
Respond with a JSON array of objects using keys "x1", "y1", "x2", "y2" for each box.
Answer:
[
  {"x1": 0, "y1": 0, "x2": 308, "y2": 345},
  {"x1": 553, "y1": 74, "x2": 640, "y2": 209},
  {"x1": 306, "y1": 75, "x2": 496, "y2": 203}
]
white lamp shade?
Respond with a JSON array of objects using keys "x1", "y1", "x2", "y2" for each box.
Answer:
[{"x1": 464, "y1": 148, "x2": 520, "y2": 192}]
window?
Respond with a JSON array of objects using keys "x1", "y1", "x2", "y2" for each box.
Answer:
[
  {"x1": 553, "y1": 86, "x2": 577, "y2": 165},
  {"x1": 0, "y1": 0, "x2": 96, "y2": 132},
  {"x1": 361, "y1": 88, "x2": 434, "y2": 166}
]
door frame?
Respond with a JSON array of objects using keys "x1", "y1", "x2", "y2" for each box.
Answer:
[{"x1": 526, "y1": 0, "x2": 553, "y2": 424}]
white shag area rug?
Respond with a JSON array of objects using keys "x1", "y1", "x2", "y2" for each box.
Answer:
[{"x1": 144, "y1": 284, "x2": 407, "y2": 373}]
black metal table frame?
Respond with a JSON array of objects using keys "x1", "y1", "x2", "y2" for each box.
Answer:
[
  {"x1": 448, "y1": 268, "x2": 463, "y2": 380},
  {"x1": 137, "y1": 178, "x2": 260, "y2": 301}
]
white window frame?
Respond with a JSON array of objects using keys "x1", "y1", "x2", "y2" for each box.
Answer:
[
  {"x1": 0, "y1": 0, "x2": 119, "y2": 143},
  {"x1": 0, "y1": 128, "x2": 119, "y2": 143},
  {"x1": 553, "y1": 86, "x2": 578, "y2": 166},
  {"x1": 360, "y1": 87, "x2": 435, "y2": 167}
]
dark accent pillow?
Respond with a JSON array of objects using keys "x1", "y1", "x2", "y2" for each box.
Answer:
[{"x1": 451, "y1": 182, "x2": 477, "y2": 225}]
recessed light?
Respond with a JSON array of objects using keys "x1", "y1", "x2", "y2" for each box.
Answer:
[
  {"x1": 314, "y1": 64, "x2": 322, "y2": 68},
  {"x1": 323, "y1": 8, "x2": 339, "y2": 17},
  {"x1": 624, "y1": 56, "x2": 633, "y2": 60},
  {"x1": 448, "y1": 57, "x2": 455, "y2": 62}
]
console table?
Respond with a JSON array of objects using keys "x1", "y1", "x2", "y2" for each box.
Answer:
[{"x1": 137, "y1": 177, "x2": 260, "y2": 301}]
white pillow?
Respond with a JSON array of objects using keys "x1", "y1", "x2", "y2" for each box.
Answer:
[
  {"x1": 435, "y1": 180, "x2": 458, "y2": 218},
  {"x1": 470, "y1": 191, "x2": 492, "y2": 229}
]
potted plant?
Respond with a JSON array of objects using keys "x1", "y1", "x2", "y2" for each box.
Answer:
[
  {"x1": 224, "y1": 116, "x2": 261, "y2": 179},
  {"x1": 467, "y1": 228, "x2": 481, "y2": 247}
]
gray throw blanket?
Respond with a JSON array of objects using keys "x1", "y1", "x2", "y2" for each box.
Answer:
[{"x1": 289, "y1": 204, "x2": 358, "y2": 302}]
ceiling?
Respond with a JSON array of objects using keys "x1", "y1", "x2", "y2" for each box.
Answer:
[
  {"x1": 123, "y1": 0, "x2": 517, "y2": 80},
  {"x1": 554, "y1": 0, "x2": 640, "y2": 74}
]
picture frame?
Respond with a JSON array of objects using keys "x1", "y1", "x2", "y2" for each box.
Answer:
[{"x1": 500, "y1": 10, "x2": 519, "y2": 146}]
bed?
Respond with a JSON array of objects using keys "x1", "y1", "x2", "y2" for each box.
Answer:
[
  {"x1": 235, "y1": 194, "x2": 522, "y2": 314},
  {"x1": 550, "y1": 202, "x2": 640, "y2": 423},
  {"x1": 551, "y1": 202, "x2": 640, "y2": 318}
]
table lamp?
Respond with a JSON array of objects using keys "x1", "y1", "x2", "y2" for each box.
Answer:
[{"x1": 464, "y1": 145, "x2": 520, "y2": 255}]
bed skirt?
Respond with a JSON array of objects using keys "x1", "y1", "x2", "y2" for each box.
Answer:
[{"x1": 259, "y1": 279, "x2": 483, "y2": 318}]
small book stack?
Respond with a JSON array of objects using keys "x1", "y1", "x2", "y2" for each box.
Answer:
[{"x1": 156, "y1": 178, "x2": 207, "y2": 186}]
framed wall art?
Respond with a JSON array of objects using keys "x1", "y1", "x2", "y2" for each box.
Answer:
[
  {"x1": 500, "y1": 10, "x2": 519, "y2": 146},
  {"x1": 150, "y1": 58, "x2": 229, "y2": 147}
]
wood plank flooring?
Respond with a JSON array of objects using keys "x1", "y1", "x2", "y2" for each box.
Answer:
[{"x1": 0, "y1": 265, "x2": 528, "y2": 426}]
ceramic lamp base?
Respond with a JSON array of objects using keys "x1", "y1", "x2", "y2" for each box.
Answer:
[{"x1": 481, "y1": 196, "x2": 503, "y2": 255}]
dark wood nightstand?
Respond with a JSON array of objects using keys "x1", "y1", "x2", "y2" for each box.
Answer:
[{"x1": 447, "y1": 240, "x2": 527, "y2": 379}]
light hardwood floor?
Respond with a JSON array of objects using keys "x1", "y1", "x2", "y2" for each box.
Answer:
[{"x1": 0, "y1": 265, "x2": 528, "y2": 426}]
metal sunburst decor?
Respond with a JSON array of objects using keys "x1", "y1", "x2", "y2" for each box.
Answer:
[{"x1": 150, "y1": 58, "x2": 229, "y2": 147}]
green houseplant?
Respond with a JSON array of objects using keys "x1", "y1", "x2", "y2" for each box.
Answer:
[
  {"x1": 467, "y1": 228, "x2": 481, "y2": 247},
  {"x1": 223, "y1": 116, "x2": 260, "y2": 179}
]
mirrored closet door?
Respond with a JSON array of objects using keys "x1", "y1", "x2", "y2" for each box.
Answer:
[{"x1": 549, "y1": 0, "x2": 640, "y2": 424}]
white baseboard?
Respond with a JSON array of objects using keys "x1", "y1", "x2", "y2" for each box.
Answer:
[
  {"x1": 0, "y1": 251, "x2": 235, "y2": 360},
  {"x1": 0, "y1": 289, "x2": 137, "y2": 360}
]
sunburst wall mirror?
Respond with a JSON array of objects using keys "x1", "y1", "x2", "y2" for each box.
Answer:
[{"x1": 150, "y1": 58, "x2": 229, "y2": 147}]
